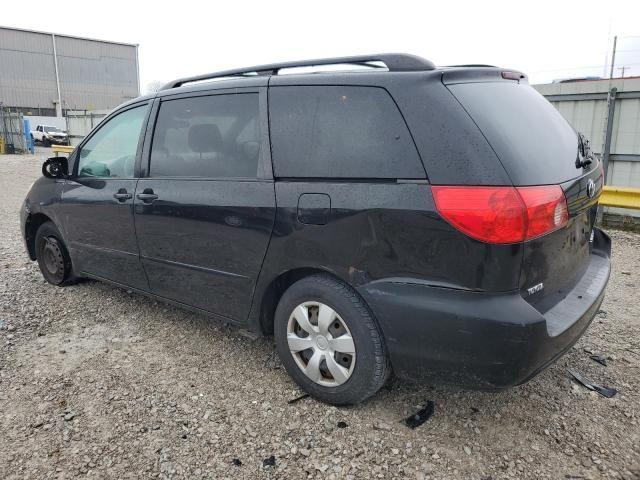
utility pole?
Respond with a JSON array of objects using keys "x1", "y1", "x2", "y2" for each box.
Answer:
[
  {"x1": 51, "y1": 33, "x2": 63, "y2": 117},
  {"x1": 609, "y1": 36, "x2": 617, "y2": 79},
  {"x1": 603, "y1": 22, "x2": 611, "y2": 77},
  {"x1": 617, "y1": 66, "x2": 627, "y2": 78},
  {"x1": 600, "y1": 34, "x2": 618, "y2": 197}
]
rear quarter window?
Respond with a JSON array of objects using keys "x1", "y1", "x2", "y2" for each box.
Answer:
[{"x1": 269, "y1": 86, "x2": 424, "y2": 178}]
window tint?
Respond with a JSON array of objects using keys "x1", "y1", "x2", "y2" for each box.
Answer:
[
  {"x1": 448, "y1": 82, "x2": 580, "y2": 185},
  {"x1": 150, "y1": 93, "x2": 260, "y2": 178},
  {"x1": 269, "y1": 86, "x2": 423, "y2": 178},
  {"x1": 77, "y1": 105, "x2": 147, "y2": 178}
]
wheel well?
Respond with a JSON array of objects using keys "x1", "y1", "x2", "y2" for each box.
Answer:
[
  {"x1": 25, "y1": 213, "x2": 52, "y2": 260},
  {"x1": 258, "y1": 267, "x2": 338, "y2": 335}
]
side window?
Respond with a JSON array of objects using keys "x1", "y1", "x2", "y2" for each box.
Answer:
[
  {"x1": 269, "y1": 86, "x2": 423, "y2": 178},
  {"x1": 77, "y1": 105, "x2": 148, "y2": 178},
  {"x1": 149, "y1": 93, "x2": 260, "y2": 178}
]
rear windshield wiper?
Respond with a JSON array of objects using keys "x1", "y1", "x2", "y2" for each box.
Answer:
[{"x1": 576, "y1": 132, "x2": 593, "y2": 169}]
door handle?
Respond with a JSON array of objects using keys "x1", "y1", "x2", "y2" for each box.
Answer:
[
  {"x1": 136, "y1": 188, "x2": 158, "y2": 203},
  {"x1": 113, "y1": 189, "x2": 132, "y2": 202}
]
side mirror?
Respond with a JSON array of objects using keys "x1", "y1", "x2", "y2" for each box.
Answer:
[{"x1": 42, "y1": 156, "x2": 69, "y2": 179}]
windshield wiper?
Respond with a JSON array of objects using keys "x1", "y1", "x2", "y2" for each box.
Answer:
[{"x1": 576, "y1": 132, "x2": 593, "y2": 169}]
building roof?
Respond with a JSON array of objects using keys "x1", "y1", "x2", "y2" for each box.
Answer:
[{"x1": 0, "y1": 25, "x2": 137, "y2": 48}]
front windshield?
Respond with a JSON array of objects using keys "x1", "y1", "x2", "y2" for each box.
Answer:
[{"x1": 44, "y1": 126, "x2": 61, "y2": 133}]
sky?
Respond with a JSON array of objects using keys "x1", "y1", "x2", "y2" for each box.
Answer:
[{"x1": 3, "y1": 0, "x2": 640, "y2": 92}]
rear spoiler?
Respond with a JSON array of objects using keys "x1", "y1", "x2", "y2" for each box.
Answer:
[{"x1": 442, "y1": 67, "x2": 528, "y2": 85}]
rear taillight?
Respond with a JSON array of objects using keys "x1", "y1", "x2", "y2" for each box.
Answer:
[
  {"x1": 518, "y1": 186, "x2": 568, "y2": 239},
  {"x1": 432, "y1": 185, "x2": 568, "y2": 244}
]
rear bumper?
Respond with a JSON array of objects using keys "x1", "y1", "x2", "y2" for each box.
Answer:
[{"x1": 358, "y1": 228, "x2": 611, "y2": 388}]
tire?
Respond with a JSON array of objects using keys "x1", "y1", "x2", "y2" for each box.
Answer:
[
  {"x1": 35, "y1": 221, "x2": 73, "y2": 286},
  {"x1": 274, "y1": 274, "x2": 390, "y2": 405}
]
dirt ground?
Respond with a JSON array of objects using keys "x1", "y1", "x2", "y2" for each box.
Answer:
[{"x1": 1, "y1": 149, "x2": 639, "y2": 480}]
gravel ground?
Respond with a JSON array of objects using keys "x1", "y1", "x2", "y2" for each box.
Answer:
[{"x1": 1, "y1": 149, "x2": 639, "y2": 480}]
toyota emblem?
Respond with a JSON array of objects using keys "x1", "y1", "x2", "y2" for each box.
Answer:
[{"x1": 586, "y1": 179, "x2": 596, "y2": 198}]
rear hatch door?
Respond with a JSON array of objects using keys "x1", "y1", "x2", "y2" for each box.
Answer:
[{"x1": 446, "y1": 77, "x2": 603, "y2": 311}]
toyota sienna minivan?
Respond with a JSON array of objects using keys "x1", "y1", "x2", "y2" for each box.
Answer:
[{"x1": 21, "y1": 54, "x2": 611, "y2": 404}]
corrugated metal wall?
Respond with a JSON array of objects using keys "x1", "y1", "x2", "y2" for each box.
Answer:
[
  {"x1": 23, "y1": 115, "x2": 66, "y2": 131},
  {"x1": 0, "y1": 27, "x2": 138, "y2": 113},
  {"x1": 55, "y1": 35, "x2": 138, "y2": 110},
  {"x1": 0, "y1": 28, "x2": 58, "y2": 111},
  {"x1": 534, "y1": 78, "x2": 640, "y2": 217},
  {"x1": 65, "y1": 109, "x2": 109, "y2": 146}
]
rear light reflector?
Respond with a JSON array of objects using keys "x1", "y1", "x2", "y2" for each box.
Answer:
[{"x1": 432, "y1": 185, "x2": 568, "y2": 244}]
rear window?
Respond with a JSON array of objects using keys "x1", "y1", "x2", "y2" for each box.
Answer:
[
  {"x1": 448, "y1": 82, "x2": 580, "y2": 186},
  {"x1": 269, "y1": 86, "x2": 424, "y2": 178}
]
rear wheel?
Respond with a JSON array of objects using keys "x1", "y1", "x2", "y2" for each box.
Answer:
[
  {"x1": 274, "y1": 274, "x2": 389, "y2": 405},
  {"x1": 35, "y1": 222, "x2": 73, "y2": 285}
]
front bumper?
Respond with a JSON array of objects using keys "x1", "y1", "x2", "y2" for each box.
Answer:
[
  {"x1": 20, "y1": 199, "x2": 34, "y2": 260},
  {"x1": 358, "y1": 228, "x2": 611, "y2": 388},
  {"x1": 47, "y1": 137, "x2": 69, "y2": 145}
]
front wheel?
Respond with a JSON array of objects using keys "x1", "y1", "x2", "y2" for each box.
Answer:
[
  {"x1": 35, "y1": 222, "x2": 73, "y2": 285},
  {"x1": 274, "y1": 274, "x2": 390, "y2": 405}
]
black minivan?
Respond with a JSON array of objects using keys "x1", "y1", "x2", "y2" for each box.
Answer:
[{"x1": 21, "y1": 54, "x2": 611, "y2": 404}]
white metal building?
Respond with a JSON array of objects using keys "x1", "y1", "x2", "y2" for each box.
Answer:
[
  {"x1": 534, "y1": 78, "x2": 640, "y2": 217},
  {"x1": 0, "y1": 26, "x2": 139, "y2": 117}
]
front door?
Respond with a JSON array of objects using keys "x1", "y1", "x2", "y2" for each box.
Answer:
[
  {"x1": 59, "y1": 103, "x2": 150, "y2": 290},
  {"x1": 133, "y1": 90, "x2": 275, "y2": 322}
]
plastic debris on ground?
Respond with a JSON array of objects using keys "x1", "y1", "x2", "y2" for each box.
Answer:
[
  {"x1": 589, "y1": 354, "x2": 608, "y2": 366},
  {"x1": 568, "y1": 368, "x2": 618, "y2": 398},
  {"x1": 287, "y1": 393, "x2": 310, "y2": 405},
  {"x1": 404, "y1": 400, "x2": 435, "y2": 429}
]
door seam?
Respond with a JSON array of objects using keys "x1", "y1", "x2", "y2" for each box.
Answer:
[{"x1": 131, "y1": 178, "x2": 153, "y2": 290}]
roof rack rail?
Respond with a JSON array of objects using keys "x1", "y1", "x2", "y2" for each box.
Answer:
[
  {"x1": 445, "y1": 64, "x2": 498, "y2": 68},
  {"x1": 161, "y1": 53, "x2": 435, "y2": 90}
]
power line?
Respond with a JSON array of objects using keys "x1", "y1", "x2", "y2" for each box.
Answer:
[{"x1": 528, "y1": 62, "x2": 640, "y2": 74}]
